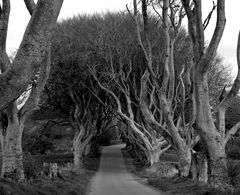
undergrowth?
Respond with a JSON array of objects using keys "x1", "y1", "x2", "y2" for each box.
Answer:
[
  {"x1": 0, "y1": 153, "x2": 100, "y2": 195},
  {"x1": 121, "y1": 148, "x2": 240, "y2": 195}
]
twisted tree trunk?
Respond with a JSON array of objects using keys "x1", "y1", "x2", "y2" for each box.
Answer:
[
  {"x1": 181, "y1": 0, "x2": 232, "y2": 187},
  {"x1": 0, "y1": 0, "x2": 62, "y2": 181},
  {"x1": 194, "y1": 74, "x2": 229, "y2": 185},
  {"x1": 0, "y1": 0, "x2": 63, "y2": 111},
  {"x1": 0, "y1": 43, "x2": 51, "y2": 181},
  {"x1": 69, "y1": 91, "x2": 95, "y2": 169},
  {"x1": 0, "y1": 103, "x2": 25, "y2": 181},
  {"x1": 0, "y1": 0, "x2": 62, "y2": 180},
  {"x1": 72, "y1": 123, "x2": 94, "y2": 168}
]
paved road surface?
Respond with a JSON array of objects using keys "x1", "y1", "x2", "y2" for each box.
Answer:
[{"x1": 88, "y1": 144, "x2": 167, "y2": 195}]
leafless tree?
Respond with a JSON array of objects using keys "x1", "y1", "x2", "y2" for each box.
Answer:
[
  {"x1": 0, "y1": 0, "x2": 63, "y2": 181},
  {"x1": 182, "y1": 0, "x2": 240, "y2": 188}
]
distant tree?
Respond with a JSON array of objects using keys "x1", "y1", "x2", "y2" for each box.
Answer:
[
  {"x1": 128, "y1": 0, "x2": 195, "y2": 176},
  {"x1": 45, "y1": 15, "x2": 118, "y2": 168},
  {"x1": 90, "y1": 12, "x2": 173, "y2": 166}
]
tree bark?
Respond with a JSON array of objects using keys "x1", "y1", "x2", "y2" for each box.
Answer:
[
  {"x1": 168, "y1": 39, "x2": 175, "y2": 104},
  {"x1": 0, "y1": 0, "x2": 63, "y2": 111},
  {"x1": 73, "y1": 130, "x2": 84, "y2": 168},
  {"x1": 69, "y1": 91, "x2": 94, "y2": 168},
  {"x1": 0, "y1": 44, "x2": 51, "y2": 181},
  {"x1": 182, "y1": 0, "x2": 230, "y2": 187},
  {"x1": 140, "y1": 66, "x2": 191, "y2": 175},
  {"x1": 198, "y1": 152, "x2": 208, "y2": 183},
  {"x1": 148, "y1": 144, "x2": 171, "y2": 166},
  {"x1": 72, "y1": 122, "x2": 94, "y2": 168},
  {"x1": 1, "y1": 103, "x2": 25, "y2": 181},
  {"x1": 191, "y1": 154, "x2": 198, "y2": 180},
  {"x1": 194, "y1": 74, "x2": 229, "y2": 186}
]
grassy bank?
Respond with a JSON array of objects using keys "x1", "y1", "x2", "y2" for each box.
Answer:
[
  {"x1": 122, "y1": 148, "x2": 240, "y2": 195},
  {"x1": 0, "y1": 153, "x2": 100, "y2": 195}
]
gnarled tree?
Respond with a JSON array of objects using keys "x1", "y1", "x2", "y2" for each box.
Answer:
[
  {"x1": 182, "y1": 0, "x2": 240, "y2": 188},
  {"x1": 132, "y1": 0, "x2": 193, "y2": 177},
  {"x1": 0, "y1": 0, "x2": 63, "y2": 181}
]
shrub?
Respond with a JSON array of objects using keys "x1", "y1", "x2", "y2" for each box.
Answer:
[
  {"x1": 24, "y1": 135, "x2": 54, "y2": 155},
  {"x1": 23, "y1": 153, "x2": 43, "y2": 180}
]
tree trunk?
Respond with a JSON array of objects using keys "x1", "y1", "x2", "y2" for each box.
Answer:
[
  {"x1": 194, "y1": 74, "x2": 229, "y2": 187},
  {"x1": 208, "y1": 141, "x2": 229, "y2": 186},
  {"x1": 191, "y1": 154, "x2": 198, "y2": 180},
  {"x1": 159, "y1": 94, "x2": 192, "y2": 177},
  {"x1": 72, "y1": 124, "x2": 94, "y2": 168},
  {"x1": 73, "y1": 145, "x2": 84, "y2": 168},
  {"x1": 177, "y1": 146, "x2": 191, "y2": 177},
  {"x1": 198, "y1": 152, "x2": 208, "y2": 183},
  {"x1": 1, "y1": 109, "x2": 25, "y2": 181},
  {"x1": 191, "y1": 142, "x2": 208, "y2": 182},
  {"x1": 168, "y1": 39, "x2": 175, "y2": 104},
  {"x1": 73, "y1": 129, "x2": 84, "y2": 168},
  {"x1": 73, "y1": 145, "x2": 83, "y2": 168},
  {"x1": 149, "y1": 151, "x2": 160, "y2": 166},
  {"x1": 0, "y1": 0, "x2": 63, "y2": 111},
  {"x1": 148, "y1": 148, "x2": 168, "y2": 166}
]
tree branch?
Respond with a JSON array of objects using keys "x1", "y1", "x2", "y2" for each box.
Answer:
[
  {"x1": 0, "y1": 0, "x2": 10, "y2": 51},
  {"x1": 24, "y1": 0, "x2": 36, "y2": 15},
  {"x1": 161, "y1": 0, "x2": 170, "y2": 94},
  {"x1": 0, "y1": 0, "x2": 63, "y2": 111},
  {"x1": 194, "y1": 1, "x2": 204, "y2": 55},
  {"x1": 217, "y1": 31, "x2": 240, "y2": 136},
  {"x1": 20, "y1": 44, "x2": 51, "y2": 118},
  {"x1": 224, "y1": 121, "x2": 240, "y2": 147},
  {"x1": 203, "y1": 0, "x2": 216, "y2": 31},
  {"x1": 140, "y1": 69, "x2": 173, "y2": 144},
  {"x1": 181, "y1": 0, "x2": 196, "y2": 44},
  {"x1": 0, "y1": 0, "x2": 10, "y2": 72},
  {"x1": 200, "y1": 0, "x2": 226, "y2": 73}
]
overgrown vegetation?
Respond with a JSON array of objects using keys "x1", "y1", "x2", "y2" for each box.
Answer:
[
  {"x1": 122, "y1": 146, "x2": 238, "y2": 194},
  {"x1": 0, "y1": 153, "x2": 100, "y2": 195}
]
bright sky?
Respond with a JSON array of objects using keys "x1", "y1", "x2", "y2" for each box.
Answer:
[{"x1": 6, "y1": 1, "x2": 240, "y2": 78}]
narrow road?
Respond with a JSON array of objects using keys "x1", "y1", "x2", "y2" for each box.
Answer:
[{"x1": 88, "y1": 144, "x2": 167, "y2": 195}]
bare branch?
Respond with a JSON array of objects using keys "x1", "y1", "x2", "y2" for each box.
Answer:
[
  {"x1": 224, "y1": 121, "x2": 240, "y2": 147},
  {"x1": 0, "y1": 0, "x2": 63, "y2": 111},
  {"x1": 0, "y1": 0, "x2": 10, "y2": 51},
  {"x1": 132, "y1": 0, "x2": 148, "y2": 61},
  {"x1": 203, "y1": 1, "x2": 216, "y2": 30},
  {"x1": 218, "y1": 84, "x2": 227, "y2": 103},
  {"x1": 217, "y1": 31, "x2": 240, "y2": 136},
  {"x1": 24, "y1": 0, "x2": 36, "y2": 15},
  {"x1": 159, "y1": 0, "x2": 170, "y2": 95},
  {"x1": 151, "y1": 1, "x2": 163, "y2": 22},
  {"x1": 194, "y1": 1, "x2": 204, "y2": 55},
  {"x1": 140, "y1": 69, "x2": 173, "y2": 144},
  {"x1": 181, "y1": 0, "x2": 196, "y2": 44},
  {"x1": 0, "y1": 0, "x2": 10, "y2": 72},
  {"x1": 200, "y1": 0, "x2": 226, "y2": 73}
]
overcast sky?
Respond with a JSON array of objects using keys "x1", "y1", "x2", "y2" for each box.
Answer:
[{"x1": 7, "y1": 1, "x2": 240, "y2": 78}]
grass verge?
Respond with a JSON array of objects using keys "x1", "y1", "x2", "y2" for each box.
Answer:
[
  {"x1": 0, "y1": 153, "x2": 101, "y2": 195},
  {"x1": 121, "y1": 148, "x2": 240, "y2": 195}
]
